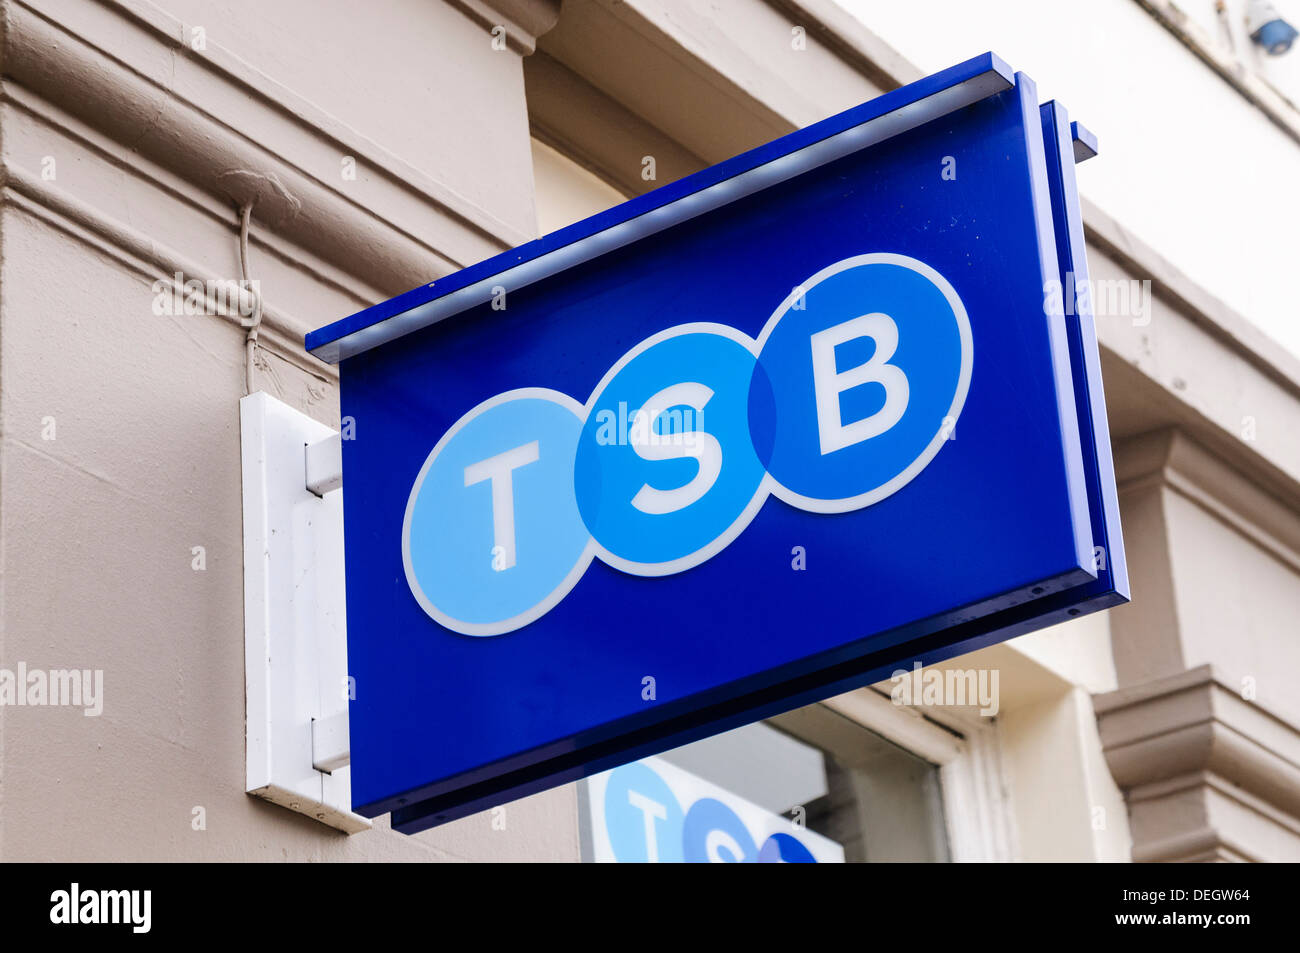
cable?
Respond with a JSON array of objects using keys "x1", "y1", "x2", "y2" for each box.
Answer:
[{"x1": 238, "y1": 202, "x2": 265, "y2": 395}]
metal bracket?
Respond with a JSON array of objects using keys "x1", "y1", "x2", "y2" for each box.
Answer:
[
  {"x1": 306, "y1": 432, "x2": 343, "y2": 496},
  {"x1": 239, "y1": 392, "x2": 370, "y2": 834},
  {"x1": 1071, "y1": 120, "x2": 1098, "y2": 163},
  {"x1": 312, "y1": 711, "x2": 351, "y2": 774}
]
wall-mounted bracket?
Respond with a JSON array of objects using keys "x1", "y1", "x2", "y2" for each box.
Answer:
[
  {"x1": 240, "y1": 392, "x2": 369, "y2": 834},
  {"x1": 306, "y1": 433, "x2": 343, "y2": 496}
]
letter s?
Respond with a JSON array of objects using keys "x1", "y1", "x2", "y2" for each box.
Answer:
[{"x1": 629, "y1": 382, "x2": 721, "y2": 515}]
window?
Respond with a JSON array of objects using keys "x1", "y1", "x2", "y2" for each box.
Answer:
[{"x1": 661, "y1": 713, "x2": 950, "y2": 862}]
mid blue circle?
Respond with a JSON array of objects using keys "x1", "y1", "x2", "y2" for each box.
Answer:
[
  {"x1": 751, "y1": 257, "x2": 969, "y2": 508},
  {"x1": 682, "y1": 797, "x2": 757, "y2": 863},
  {"x1": 603, "y1": 762, "x2": 685, "y2": 863},
  {"x1": 757, "y1": 832, "x2": 818, "y2": 863},
  {"x1": 576, "y1": 328, "x2": 765, "y2": 571},
  {"x1": 404, "y1": 391, "x2": 590, "y2": 634}
]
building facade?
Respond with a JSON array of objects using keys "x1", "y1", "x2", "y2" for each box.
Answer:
[{"x1": 1, "y1": 0, "x2": 1298, "y2": 861}]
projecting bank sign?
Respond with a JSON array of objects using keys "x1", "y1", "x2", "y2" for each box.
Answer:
[
  {"x1": 585, "y1": 758, "x2": 844, "y2": 863},
  {"x1": 307, "y1": 52, "x2": 1128, "y2": 833}
]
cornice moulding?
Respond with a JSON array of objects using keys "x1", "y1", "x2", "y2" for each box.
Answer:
[
  {"x1": 449, "y1": 0, "x2": 563, "y2": 53},
  {"x1": 1115, "y1": 428, "x2": 1300, "y2": 576},
  {"x1": 4, "y1": 163, "x2": 333, "y2": 383},
  {"x1": 1095, "y1": 665, "x2": 1300, "y2": 822},
  {"x1": 3, "y1": 0, "x2": 532, "y2": 301}
]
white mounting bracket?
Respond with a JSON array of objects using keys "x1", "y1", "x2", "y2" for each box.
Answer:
[{"x1": 240, "y1": 392, "x2": 370, "y2": 834}]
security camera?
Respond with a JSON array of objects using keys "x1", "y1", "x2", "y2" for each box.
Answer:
[{"x1": 1247, "y1": 0, "x2": 1299, "y2": 55}]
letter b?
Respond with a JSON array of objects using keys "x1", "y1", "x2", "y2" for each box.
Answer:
[{"x1": 810, "y1": 313, "x2": 909, "y2": 455}]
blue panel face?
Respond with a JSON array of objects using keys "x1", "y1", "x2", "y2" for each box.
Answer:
[{"x1": 319, "y1": 62, "x2": 1124, "y2": 828}]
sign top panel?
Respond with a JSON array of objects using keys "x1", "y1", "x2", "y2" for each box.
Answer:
[{"x1": 305, "y1": 52, "x2": 1016, "y2": 364}]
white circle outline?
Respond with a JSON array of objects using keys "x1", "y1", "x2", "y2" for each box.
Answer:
[
  {"x1": 578, "y1": 322, "x2": 770, "y2": 577},
  {"x1": 401, "y1": 386, "x2": 597, "y2": 637},
  {"x1": 753, "y1": 252, "x2": 974, "y2": 514}
]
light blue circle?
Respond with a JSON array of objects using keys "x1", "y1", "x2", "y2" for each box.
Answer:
[
  {"x1": 403, "y1": 390, "x2": 590, "y2": 635},
  {"x1": 682, "y1": 797, "x2": 756, "y2": 863},
  {"x1": 575, "y1": 328, "x2": 766, "y2": 572},
  {"x1": 751, "y1": 257, "x2": 969, "y2": 510},
  {"x1": 603, "y1": 762, "x2": 684, "y2": 863}
]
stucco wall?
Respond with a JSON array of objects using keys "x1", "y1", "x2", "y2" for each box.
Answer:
[
  {"x1": 1, "y1": 0, "x2": 1297, "y2": 863},
  {"x1": 0, "y1": 0, "x2": 580, "y2": 861}
]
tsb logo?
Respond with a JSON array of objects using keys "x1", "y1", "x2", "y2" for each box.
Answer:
[{"x1": 403, "y1": 254, "x2": 972, "y2": 635}]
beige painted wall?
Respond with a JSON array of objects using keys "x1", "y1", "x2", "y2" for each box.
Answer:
[
  {"x1": 0, "y1": 0, "x2": 581, "y2": 861},
  {"x1": 1, "y1": 0, "x2": 1297, "y2": 863}
]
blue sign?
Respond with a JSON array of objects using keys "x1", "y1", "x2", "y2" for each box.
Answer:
[
  {"x1": 586, "y1": 757, "x2": 844, "y2": 863},
  {"x1": 307, "y1": 52, "x2": 1128, "y2": 831}
]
